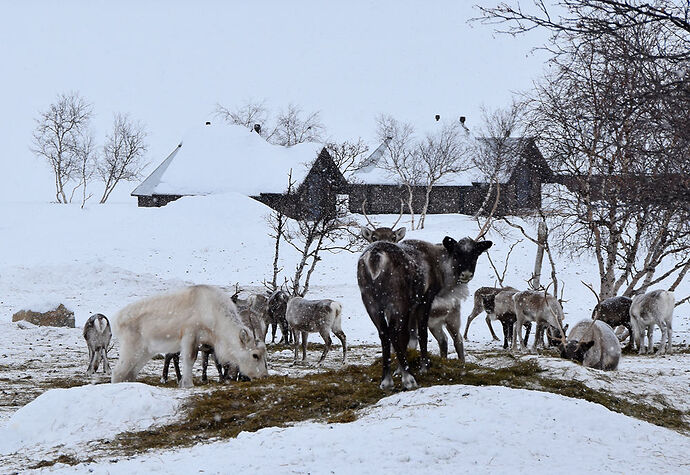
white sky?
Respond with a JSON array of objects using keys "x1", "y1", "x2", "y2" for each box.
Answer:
[{"x1": 0, "y1": 0, "x2": 549, "y2": 202}]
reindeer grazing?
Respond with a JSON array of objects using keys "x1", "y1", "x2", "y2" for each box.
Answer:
[
  {"x1": 511, "y1": 289, "x2": 566, "y2": 352},
  {"x1": 112, "y1": 285, "x2": 268, "y2": 387},
  {"x1": 592, "y1": 296, "x2": 634, "y2": 350},
  {"x1": 556, "y1": 320, "x2": 621, "y2": 370},
  {"x1": 267, "y1": 289, "x2": 291, "y2": 344},
  {"x1": 83, "y1": 313, "x2": 112, "y2": 376},
  {"x1": 359, "y1": 199, "x2": 406, "y2": 244},
  {"x1": 286, "y1": 297, "x2": 347, "y2": 365},
  {"x1": 358, "y1": 234, "x2": 492, "y2": 390},
  {"x1": 629, "y1": 289, "x2": 674, "y2": 355}
]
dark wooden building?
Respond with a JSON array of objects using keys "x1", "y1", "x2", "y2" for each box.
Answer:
[{"x1": 347, "y1": 137, "x2": 554, "y2": 216}]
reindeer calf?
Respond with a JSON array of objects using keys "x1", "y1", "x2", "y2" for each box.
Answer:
[
  {"x1": 267, "y1": 289, "x2": 291, "y2": 344},
  {"x1": 286, "y1": 297, "x2": 347, "y2": 365},
  {"x1": 557, "y1": 320, "x2": 621, "y2": 370},
  {"x1": 512, "y1": 290, "x2": 565, "y2": 352},
  {"x1": 83, "y1": 313, "x2": 112, "y2": 376},
  {"x1": 630, "y1": 289, "x2": 674, "y2": 355}
]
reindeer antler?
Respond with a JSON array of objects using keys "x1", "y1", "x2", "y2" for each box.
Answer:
[
  {"x1": 361, "y1": 199, "x2": 377, "y2": 229},
  {"x1": 391, "y1": 199, "x2": 404, "y2": 229},
  {"x1": 581, "y1": 280, "x2": 601, "y2": 306}
]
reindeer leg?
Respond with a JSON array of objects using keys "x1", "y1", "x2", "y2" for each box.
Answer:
[
  {"x1": 178, "y1": 336, "x2": 196, "y2": 388},
  {"x1": 428, "y1": 321, "x2": 448, "y2": 359},
  {"x1": 333, "y1": 330, "x2": 347, "y2": 365},
  {"x1": 301, "y1": 331, "x2": 309, "y2": 362},
  {"x1": 162, "y1": 353, "x2": 173, "y2": 383},
  {"x1": 102, "y1": 348, "x2": 111, "y2": 375},
  {"x1": 87, "y1": 348, "x2": 98, "y2": 376},
  {"x1": 291, "y1": 331, "x2": 300, "y2": 365},
  {"x1": 445, "y1": 316, "x2": 465, "y2": 364},
  {"x1": 523, "y1": 322, "x2": 532, "y2": 347},
  {"x1": 201, "y1": 349, "x2": 211, "y2": 383},
  {"x1": 317, "y1": 330, "x2": 332, "y2": 365},
  {"x1": 416, "y1": 303, "x2": 431, "y2": 374},
  {"x1": 212, "y1": 351, "x2": 224, "y2": 382},
  {"x1": 271, "y1": 322, "x2": 277, "y2": 344},
  {"x1": 647, "y1": 324, "x2": 654, "y2": 354},
  {"x1": 485, "y1": 315, "x2": 500, "y2": 341},
  {"x1": 656, "y1": 322, "x2": 668, "y2": 356},
  {"x1": 502, "y1": 320, "x2": 511, "y2": 349},
  {"x1": 667, "y1": 321, "x2": 673, "y2": 354},
  {"x1": 392, "y1": 318, "x2": 417, "y2": 390}
]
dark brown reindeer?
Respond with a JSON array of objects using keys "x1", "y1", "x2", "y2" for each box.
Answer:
[
  {"x1": 357, "y1": 230, "x2": 492, "y2": 390},
  {"x1": 359, "y1": 199, "x2": 406, "y2": 244}
]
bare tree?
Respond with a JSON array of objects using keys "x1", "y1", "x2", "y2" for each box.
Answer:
[
  {"x1": 31, "y1": 92, "x2": 93, "y2": 203},
  {"x1": 527, "y1": 26, "x2": 690, "y2": 300},
  {"x1": 214, "y1": 100, "x2": 326, "y2": 147},
  {"x1": 71, "y1": 132, "x2": 97, "y2": 208},
  {"x1": 416, "y1": 122, "x2": 472, "y2": 228},
  {"x1": 214, "y1": 99, "x2": 268, "y2": 130},
  {"x1": 269, "y1": 104, "x2": 326, "y2": 146},
  {"x1": 375, "y1": 114, "x2": 422, "y2": 228},
  {"x1": 265, "y1": 171, "x2": 296, "y2": 292},
  {"x1": 98, "y1": 113, "x2": 148, "y2": 204},
  {"x1": 325, "y1": 138, "x2": 370, "y2": 178}
]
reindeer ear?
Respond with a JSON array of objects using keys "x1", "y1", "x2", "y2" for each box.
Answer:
[
  {"x1": 360, "y1": 227, "x2": 374, "y2": 242},
  {"x1": 239, "y1": 328, "x2": 252, "y2": 347},
  {"x1": 442, "y1": 236, "x2": 456, "y2": 252},
  {"x1": 394, "y1": 227, "x2": 406, "y2": 242},
  {"x1": 477, "y1": 240, "x2": 493, "y2": 253}
]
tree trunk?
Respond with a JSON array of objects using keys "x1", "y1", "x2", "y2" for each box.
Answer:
[{"x1": 530, "y1": 221, "x2": 547, "y2": 290}]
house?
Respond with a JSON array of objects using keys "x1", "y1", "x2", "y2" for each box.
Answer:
[
  {"x1": 348, "y1": 137, "x2": 554, "y2": 216},
  {"x1": 131, "y1": 122, "x2": 347, "y2": 220}
]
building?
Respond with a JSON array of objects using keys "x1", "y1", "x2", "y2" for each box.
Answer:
[{"x1": 132, "y1": 122, "x2": 347, "y2": 220}]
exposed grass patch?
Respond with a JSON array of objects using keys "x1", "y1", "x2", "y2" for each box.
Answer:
[
  {"x1": 28, "y1": 454, "x2": 92, "y2": 469},
  {"x1": 112, "y1": 352, "x2": 689, "y2": 457}
]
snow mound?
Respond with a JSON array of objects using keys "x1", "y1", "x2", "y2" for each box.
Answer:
[
  {"x1": 56, "y1": 385, "x2": 690, "y2": 474},
  {"x1": 0, "y1": 383, "x2": 182, "y2": 455}
]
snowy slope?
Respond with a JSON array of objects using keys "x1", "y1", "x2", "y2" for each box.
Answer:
[{"x1": 34, "y1": 385, "x2": 690, "y2": 474}]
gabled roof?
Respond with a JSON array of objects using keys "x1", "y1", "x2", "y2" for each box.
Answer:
[{"x1": 132, "y1": 123, "x2": 324, "y2": 197}]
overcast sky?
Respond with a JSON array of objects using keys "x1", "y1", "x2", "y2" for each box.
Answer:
[{"x1": 0, "y1": 1, "x2": 549, "y2": 202}]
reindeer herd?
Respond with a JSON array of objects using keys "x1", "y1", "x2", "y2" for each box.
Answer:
[{"x1": 80, "y1": 208, "x2": 678, "y2": 391}]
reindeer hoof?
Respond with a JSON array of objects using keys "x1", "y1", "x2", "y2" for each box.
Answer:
[
  {"x1": 380, "y1": 375, "x2": 394, "y2": 390},
  {"x1": 402, "y1": 374, "x2": 418, "y2": 390}
]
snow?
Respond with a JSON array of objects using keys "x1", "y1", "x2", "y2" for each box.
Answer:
[
  {"x1": 134, "y1": 123, "x2": 324, "y2": 197},
  {"x1": 41, "y1": 385, "x2": 690, "y2": 474},
  {"x1": 0, "y1": 383, "x2": 182, "y2": 456},
  {"x1": 1, "y1": 192, "x2": 689, "y2": 472}
]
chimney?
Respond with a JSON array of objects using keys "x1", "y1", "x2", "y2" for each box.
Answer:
[
  {"x1": 435, "y1": 114, "x2": 440, "y2": 121},
  {"x1": 459, "y1": 116, "x2": 466, "y2": 124},
  {"x1": 205, "y1": 121, "x2": 211, "y2": 126},
  {"x1": 253, "y1": 123, "x2": 262, "y2": 134}
]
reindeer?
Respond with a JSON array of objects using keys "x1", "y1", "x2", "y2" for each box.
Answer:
[
  {"x1": 511, "y1": 289, "x2": 566, "y2": 352},
  {"x1": 267, "y1": 289, "x2": 291, "y2": 344},
  {"x1": 83, "y1": 313, "x2": 112, "y2": 376},
  {"x1": 592, "y1": 296, "x2": 634, "y2": 350},
  {"x1": 112, "y1": 285, "x2": 268, "y2": 387},
  {"x1": 358, "y1": 233, "x2": 492, "y2": 390},
  {"x1": 629, "y1": 289, "x2": 674, "y2": 355},
  {"x1": 359, "y1": 199, "x2": 406, "y2": 244},
  {"x1": 286, "y1": 297, "x2": 346, "y2": 365},
  {"x1": 556, "y1": 319, "x2": 621, "y2": 370}
]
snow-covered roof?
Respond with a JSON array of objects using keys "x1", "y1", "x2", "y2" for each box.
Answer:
[{"x1": 132, "y1": 123, "x2": 324, "y2": 197}]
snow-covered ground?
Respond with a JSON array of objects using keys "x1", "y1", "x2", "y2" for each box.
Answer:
[{"x1": 1, "y1": 193, "x2": 689, "y2": 472}]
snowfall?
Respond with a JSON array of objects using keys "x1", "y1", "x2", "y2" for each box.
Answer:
[{"x1": 1, "y1": 192, "x2": 690, "y2": 474}]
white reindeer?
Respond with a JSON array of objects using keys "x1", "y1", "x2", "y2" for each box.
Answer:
[
  {"x1": 83, "y1": 313, "x2": 112, "y2": 376},
  {"x1": 629, "y1": 289, "x2": 674, "y2": 355},
  {"x1": 286, "y1": 297, "x2": 347, "y2": 365},
  {"x1": 556, "y1": 320, "x2": 621, "y2": 370},
  {"x1": 111, "y1": 285, "x2": 268, "y2": 387}
]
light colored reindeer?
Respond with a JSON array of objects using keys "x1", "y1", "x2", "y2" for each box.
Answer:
[
  {"x1": 83, "y1": 313, "x2": 112, "y2": 376},
  {"x1": 286, "y1": 297, "x2": 347, "y2": 365},
  {"x1": 511, "y1": 289, "x2": 566, "y2": 352},
  {"x1": 556, "y1": 320, "x2": 621, "y2": 370},
  {"x1": 629, "y1": 289, "x2": 674, "y2": 355}
]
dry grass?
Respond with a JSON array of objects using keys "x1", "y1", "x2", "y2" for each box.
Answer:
[{"x1": 112, "y1": 352, "x2": 689, "y2": 457}]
